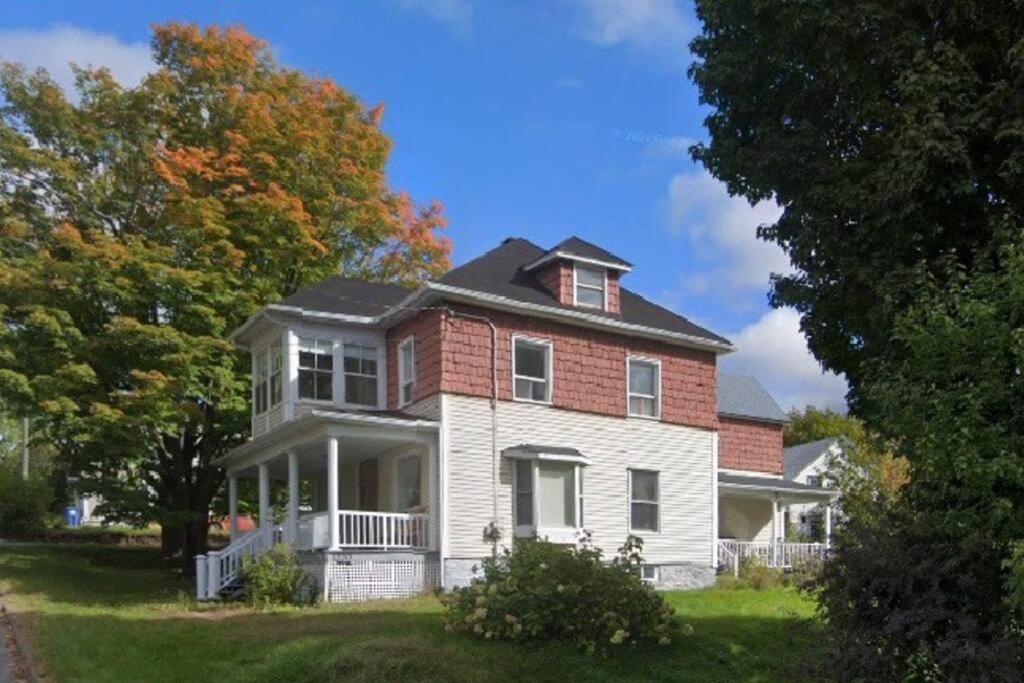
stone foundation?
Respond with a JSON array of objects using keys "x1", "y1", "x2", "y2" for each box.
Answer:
[
  {"x1": 655, "y1": 563, "x2": 716, "y2": 590},
  {"x1": 443, "y1": 558, "x2": 485, "y2": 589}
]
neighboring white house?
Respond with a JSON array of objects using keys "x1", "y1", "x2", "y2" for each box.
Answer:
[
  {"x1": 783, "y1": 437, "x2": 849, "y2": 538},
  {"x1": 196, "y1": 237, "x2": 835, "y2": 602}
]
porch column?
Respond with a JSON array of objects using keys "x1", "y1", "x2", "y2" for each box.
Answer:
[
  {"x1": 287, "y1": 450, "x2": 299, "y2": 544},
  {"x1": 771, "y1": 495, "x2": 779, "y2": 567},
  {"x1": 228, "y1": 475, "x2": 238, "y2": 542},
  {"x1": 427, "y1": 440, "x2": 439, "y2": 551},
  {"x1": 824, "y1": 503, "x2": 832, "y2": 549},
  {"x1": 258, "y1": 462, "x2": 271, "y2": 529},
  {"x1": 327, "y1": 436, "x2": 340, "y2": 549}
]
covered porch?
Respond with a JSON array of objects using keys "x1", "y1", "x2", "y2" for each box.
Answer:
[
  {"x1": 716, "y1": 472, "x2": 837, "y2": 574},
  {"x1": 196, "y1": 409, "x2": 440, "y2": 600}
]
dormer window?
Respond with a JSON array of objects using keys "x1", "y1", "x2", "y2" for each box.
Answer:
[{"x1": 574, "y1": 265, "x2": 606, "y2": 309}]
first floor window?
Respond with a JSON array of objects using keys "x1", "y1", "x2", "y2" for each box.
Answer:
[
  {"x1": 514, "y1": 459, "x2": 583, "y2": 531},
  {"x1": 629, "y1": 469, "x2": 660, "y2": 532},
  {"x1": 628, "y1": 357, "x2": 660, "y2": 417},
  {"x1": 640, "y1": 565, "x2": 658, "y2": 582},
  {"x1": 396, "y1": 454, "x2": 421, "y2": 510},
  {"x1": 344, "y1": 344, "x2": 378, "y2": 405},
  {"x1": 398, "y1": 336, "x2": 416, "y2": 406},
  {"x1": 299, "y1": 337, "x2": 333, "y2": 401},
  {"x1": 513, "y1": 336, "x2": 551, "y2": 402}
]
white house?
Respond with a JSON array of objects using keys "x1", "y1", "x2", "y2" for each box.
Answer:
[
  {"x1": 783, "y1": 437, "x2": 849, "y2": 539},
  {"x1": 196, "y1": 237, "x2": 836, "y2": 602}
]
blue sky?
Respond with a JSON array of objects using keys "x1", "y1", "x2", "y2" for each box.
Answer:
[{"x1": 0, "y1": 0, "x2": 846, "y2": 410}]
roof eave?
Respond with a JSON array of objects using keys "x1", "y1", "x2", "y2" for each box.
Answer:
[
  {"x1": 522, "y1": 250, "x2": 632, "y2": 273},
  {"x1": 718, "y1": 411, "x2": 789, "y2": 425},
  {"x1": 424, "y1": 282, "x2": 734, "y2": 354}
]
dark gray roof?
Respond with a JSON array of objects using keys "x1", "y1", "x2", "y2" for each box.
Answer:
[
  {"x1": 439, "y1": 238, "x2": 729, "y2": 345},
  {"x1": 278, "y1": 277, "x2": 411, "y2": 317},
  {"x1": 718, "y1": 472, "x2": 834, "y2": 496},
  {"x1": 783, "y1": 437, "x2": 842, "y2": 480},
  {"x1": 545, "y1": 236, "x2": 632, "y2": 268},
  {"x1": 717, "y1": 373, "x2": 788, "y2": 423}
]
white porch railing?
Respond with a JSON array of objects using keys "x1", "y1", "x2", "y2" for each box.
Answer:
[
  {"x1": 195, "y1": 524, "x2": 281, "y2": 600},
  {"x1": 296, "y1": 510, "x2": 430, "y2": 551},
  {"x1": 717, "y1": 539, "x2": 827, "y2": 575}
]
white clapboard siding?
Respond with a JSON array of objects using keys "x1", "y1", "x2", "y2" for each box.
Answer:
[{"x1": 444, "y1": 394, "x2": 714, "y2": 566}]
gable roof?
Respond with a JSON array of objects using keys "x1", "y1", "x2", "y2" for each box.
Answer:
[
  {"x1": 717, "y1": 373, "x2": 788, "y2": 423},
  {"x1": 783, "y1": 437, "x2": 844, "y2": 480},
  {"x1": 524, "y1": 235, "x2": 632, "y2": 271},
  {"x1": 438, "y1": 238, "x2": 727, "y2": 345},
  {"x1": 278, "y1": 277, "x2": 411, "y2": 317}
]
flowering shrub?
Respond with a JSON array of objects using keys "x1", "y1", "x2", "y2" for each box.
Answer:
[
  {"x1": 240, "y1": 544, "x2": 318, "y2": 607},
  {"x1": 441, "y1": 534, "x2": 683, "y2": 654}
]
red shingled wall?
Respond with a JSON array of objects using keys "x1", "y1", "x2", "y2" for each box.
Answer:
[
  {"x1": 718, "y1": 416, "x2": 783, "y2": 474},
  {"x1": 428, "y1": 303, "x2": 717, "y2": 430},
  {"x1": 536, "y1": 261, "x2": 574, "y2": 305},
  {"x1": 386, "y1": 309, "x2": 444, "y2": 408}
]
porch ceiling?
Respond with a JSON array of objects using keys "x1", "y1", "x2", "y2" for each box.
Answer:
[{"x1": 718, "y1": 472, "x2": 836, "y2": 503}]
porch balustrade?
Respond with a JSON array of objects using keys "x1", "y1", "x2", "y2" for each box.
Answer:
[
  {"x1": 297, "y1": 509, "x2": 430, "y2": 551},
  {"x1": 717, "y1": 539, "x2": 827, "y2": 576}
]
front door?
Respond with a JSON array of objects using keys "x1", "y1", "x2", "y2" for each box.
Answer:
[{"x1": 358, "y1": 458, "x2": 379, "y2": 511}]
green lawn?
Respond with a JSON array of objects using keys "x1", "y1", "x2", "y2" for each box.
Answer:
[{"x1": 0, "y1": 544, "x2": 823, "y2": 682}]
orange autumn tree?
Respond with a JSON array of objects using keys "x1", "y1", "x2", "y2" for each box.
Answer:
[{"x1": 0, "y1": 23, "x2": 450, "y2": 571}]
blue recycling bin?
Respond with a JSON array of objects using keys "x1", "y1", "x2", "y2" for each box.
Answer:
[{"x1": 64, "y1": 505, "x2": 80, "y2": 528}]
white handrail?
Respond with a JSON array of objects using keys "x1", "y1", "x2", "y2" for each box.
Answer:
[
  {"x1": 296, "y1": 510, "x2": 430, "y2": 551},
  {"x1": 196, "y1": 524, "x2": 282, "y2": 600},
  {"x1": 718, "y1": 539, "x2": 827, "y2": 570}
]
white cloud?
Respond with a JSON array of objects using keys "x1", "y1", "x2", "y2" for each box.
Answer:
[
  {"x1": 666, "y1": 169, "x2": 791, "y2": 300},
  {"x1": 0, "y1": 25, "x2": 153, "y2": 95},
  {"x1": 394, "y1": 0, "x2": 474, "y2": 35},
  {"x1": 721, "y1": 308, "x2": 848, "y2": 412},
  {"x1": 573, "y1": 0, "x2": 693, "y2": 62}
]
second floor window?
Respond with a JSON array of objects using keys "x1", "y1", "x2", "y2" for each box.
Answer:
[
  {"x1": 398, "y1": 336, "x2": 416, "y2": 407},
  {"x1": 344, "y1": 344, "x2": 378, "y2": 406},
  {"x1": 254, "y1": 343, "x2": 284, "y2": 414},
  {"x1": 574, "y1": 265, "x2": 605, "y2": 309},
  {"x1": 628, "y1": 357, "x2": 660, "y2": 418},
  {"x1": 269, "y1": 344, "x2": 283, "y2": 406},
  {"x1": 254, "y1": 351, "x2": 269, "y2": 415},
  {"x1": 513, "y1": 336, "x2": 552, "y2": 402},
  {"x1": 299, "y1": 337, "x2": 333, "y2": 401}
]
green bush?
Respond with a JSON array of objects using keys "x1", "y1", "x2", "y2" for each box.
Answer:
[
  {"x1": 240, "y1": 544, "x2": 317, "y2": 607},
  {"x1": 738, "y1": 555, "x2": 784, "y2": 590},
  {"x1": 441, "y1": 534, "x2": 683, "y2": 654},
  {"x1": 0, "y1": 463, "x2": 52, "y2": 536}
]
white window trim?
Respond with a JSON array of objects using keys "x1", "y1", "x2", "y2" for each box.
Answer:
[
  {"x1": 253, "y1": 344, "x2": 269, "y2": 415},
  {"x1": 268, "y1": 343, "x2": 283, "y2": 409},
  {"x1": 572, "y1": 263, "x2": 607, "y2": 311},
  {"x1": 511, "y1": 334, "x2": 554, "y2": 404},
  {"x1": 628, "y1": 468, "x2": 661, "y2": 535},
  {"x1": 626, "y1": 355, "x2": 661, "y2": 420},
  {"x1": 397, "y1": 335, "x2": 416, "y2": 408},
  {"x1": 297, "y1": 337, "x2": 336, "y2": 403},
  {"x1": 640, "y1": 564, "x2": 659, "y2": 583},
  {"x1": 342, "y1": 342, "x2": 381, "y2": 408},
  {"x1": 513, "y1": 459, "x2": 583, "y2": 543}
]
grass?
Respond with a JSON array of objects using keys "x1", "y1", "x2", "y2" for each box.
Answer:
[{"x1": 0, "y1": 544, "x2": 824, "y2": 682}]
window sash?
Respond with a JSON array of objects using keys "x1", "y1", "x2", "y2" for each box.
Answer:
[
  {"x1": 629, "y1": 470, "x2": 660, "y2": 532},
  {"x1": 575, "y1": 266, "x2": 605, "y2": 309},
  {"x1": 254, "y1": 350, "x2": 269, "y2": 414},
  {"x1": 343, "y1": 344, "x2": 378, "y2": 406},
  {"x1": 269, "y1": 344, "x2": 283, "y2": 407},
  {"x1": 513, "y1": 338, "x2": 551, "y2": 402},
  {"x1": 398, "y1": 337, "x2": 416, "y2": 406},
  {"x1": 514, "y1": 460, "x2": 581, "y2": 531},
  {"x1": 298, "y1": 338, "x2": 333, "y2": 401},
  {"x1": 627, "y1": 359, "x2": 659, "y2": 417}
]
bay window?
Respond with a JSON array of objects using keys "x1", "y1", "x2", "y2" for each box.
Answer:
[
  {"x1": 513, "y1": 336, "x2": 552, "y2": 403},
  {"x1": 298, "y1": 337, "x2": 333, "y2": 401},
  {"x1": 344, "y1": 344, "x2": 378, "y2": 406},
  {"x1": 627, "y1": 357, "x2": 660, "y2": 418},
  {"x1": 253, "y1": 350, "x2": 268, "y2": 415},
  {"x1": 513, "y1": 458, "x2": 584, "y2": 539}
]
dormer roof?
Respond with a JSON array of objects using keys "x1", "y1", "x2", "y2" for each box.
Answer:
[{"x1": 522, "y1": 235, "x2": 632, "y2": 272}]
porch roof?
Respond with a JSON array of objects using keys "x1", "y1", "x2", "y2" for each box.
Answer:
[
  {"x1": 216, "y1": 408, "x2": 439, "y2": 472},
  {"x1": 718, "y1": 472, "x2": 836, "y2": 502}
]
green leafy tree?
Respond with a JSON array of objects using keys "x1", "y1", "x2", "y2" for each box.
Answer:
[{"x1": 0, "y1": 23, "x2": 450, "y2": 572}]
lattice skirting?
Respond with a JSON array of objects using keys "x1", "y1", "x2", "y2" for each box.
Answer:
[{"x1": 325, "y1": 559, "x2": 441, "y2": 603}]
